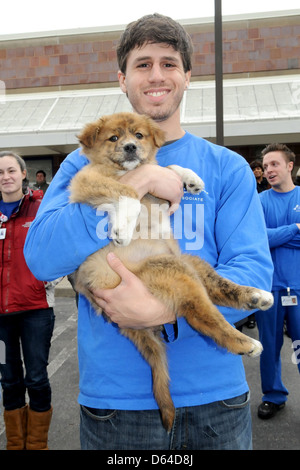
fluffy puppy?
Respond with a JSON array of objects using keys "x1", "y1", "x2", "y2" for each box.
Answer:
[{"x1": 69, "y1": 112, "x2": 273, "y2": 431}]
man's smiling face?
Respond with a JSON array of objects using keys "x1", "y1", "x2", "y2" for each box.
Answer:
[{"x1": 118, "y1": 42, "x2": 191, "y2": 123}]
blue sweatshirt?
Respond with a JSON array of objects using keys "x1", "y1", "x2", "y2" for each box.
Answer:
[
  {"x1": 259, "y1": 186, "x2": 300, "y2": 291},
  {"x1": 24, "y1": 132, "x2": 273, "y2": 411}
]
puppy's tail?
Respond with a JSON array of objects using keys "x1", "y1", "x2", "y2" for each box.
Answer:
[{"x1": 121, "y1": 327, "x2": 175, "y2": 432}]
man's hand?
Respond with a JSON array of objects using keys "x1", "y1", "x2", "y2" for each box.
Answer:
[
  {"x1": 92, "y1": 252, "x2": 176, "y2": 329},
  {"x1": 119, "y1": 164, "x2": 183, "y2": 214}
]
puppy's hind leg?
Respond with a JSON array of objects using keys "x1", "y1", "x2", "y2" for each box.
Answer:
[
  {"x1": 136, "y1": 256, "x2": 263, "y2": 357},
  {"x1": 182, "y1": 254, "x2": 273, "y2": 312},
  {"x1": 179, "y1": 282, "x2": 263, "y2": 357},
  {"x1": 121, "y1": 327, "x2": 175, "y2": 432}
]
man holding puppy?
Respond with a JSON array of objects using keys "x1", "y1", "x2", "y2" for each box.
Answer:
[{"x1": 24, "y1": 14, "x2": 273, "y2": 449}]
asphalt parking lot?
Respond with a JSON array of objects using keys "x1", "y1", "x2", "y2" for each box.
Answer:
[{"x1": 0, "y1": 288, "x2": 299, "y2": 451}]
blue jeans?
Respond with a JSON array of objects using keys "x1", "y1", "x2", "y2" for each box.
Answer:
[
  {"x1": 0, "y1": 308, "x2": 55, "y2": 411},
  {"x1": 80, "y1": 392, "x2": 252, "y2": 450}
]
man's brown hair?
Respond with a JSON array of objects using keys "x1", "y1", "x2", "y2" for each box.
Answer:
[
  {"x1": 261, "y1": 143, "x2": 296, "y2": 165},
  {"x1": 116, "y1": 13, "x2": 194, "y2": 74}
]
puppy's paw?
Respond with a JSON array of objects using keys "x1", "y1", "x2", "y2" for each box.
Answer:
[
  {"x1": 183, "y1": 170, "x2": 205, "y2": 195},
  {"x1": 110, "y1": 197, "x2": 141, "y2": 246},
  {"x1": 246, "y1": 338, "x2": 263, "y2": 357},
  {"x1": 246, "y1": 290, "x2": 274, "y2": 311},
  {"x1": 168, "y1": 165, "x2": 205, "y2": 194}
]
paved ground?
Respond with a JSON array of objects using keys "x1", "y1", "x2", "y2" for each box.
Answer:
[
  {"x1": 244, "y1": 326, "x2": 300, "y2": 450},
  {"x1": 0, "y1": 288, "x2": 299, "y2": 451}
]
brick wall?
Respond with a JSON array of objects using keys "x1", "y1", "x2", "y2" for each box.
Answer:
[
  {"x1": 0, "y1": 14, "x2": 299, "y2": 91},
  {"x1": 0, "y1": 36, "x2": 119, "y2": 89},
  {"x1": 190, "y1": 18, "x2": 300, "y2": 75}
]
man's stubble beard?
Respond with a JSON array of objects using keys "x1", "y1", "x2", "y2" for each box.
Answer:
[{"x1": 130, "y1": 100, "x2": 180, "y2": 124}]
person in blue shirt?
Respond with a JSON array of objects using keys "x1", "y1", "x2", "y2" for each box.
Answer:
[
  {"x1": 24, "y1": 13, "x2": 273, "y2": 450},
  {"x1": 256, "y1": 143, "x2": 300, "y2": 420}
]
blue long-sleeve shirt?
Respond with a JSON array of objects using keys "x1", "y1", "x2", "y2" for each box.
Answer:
[
  {"x1": 260, "y1": 186, "x2": 300, "y2": 291},
  {"x1": 24, "y1": 132, "x2": 273, "y2": 411}
]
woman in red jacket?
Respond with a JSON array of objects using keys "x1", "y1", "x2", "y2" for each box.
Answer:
[{"x1": 0, "y1": 151, "x2": 54, "y2": 450}]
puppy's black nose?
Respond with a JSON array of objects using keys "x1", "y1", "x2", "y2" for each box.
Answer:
[{"x1": 124, "y1": 143, "x2": 137, "y2": 153}]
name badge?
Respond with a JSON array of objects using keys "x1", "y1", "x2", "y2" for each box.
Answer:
[
  {"x1": 0, "y1": 228, "x2": 6, "y2": 240},
  {"x1": 281, "y1": 295, "x2": 298, "y2": 306}
]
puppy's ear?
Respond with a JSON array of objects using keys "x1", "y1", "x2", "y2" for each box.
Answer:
[
  {"x1": 77, "y1": 119, "x2": 103, "y2": 149},
  {"x1": 148, "y1": 118, "x2": 166, "y2": 149}
]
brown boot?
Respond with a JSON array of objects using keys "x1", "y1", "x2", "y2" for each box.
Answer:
[
  {"x1": 26, "y1": 406, "x2": 53, "y2": 450},
  {"x1": 4, "y1": 404, "x2": 28, "y2": 450}
]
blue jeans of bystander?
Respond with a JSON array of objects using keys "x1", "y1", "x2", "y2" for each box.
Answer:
[{"x1": 0, "y1": 308, "x2": 55, "y2": 411}]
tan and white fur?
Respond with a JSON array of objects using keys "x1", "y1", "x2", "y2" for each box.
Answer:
[{"x1": 69, "y1": 112, "x2": 273, "y2": 432}]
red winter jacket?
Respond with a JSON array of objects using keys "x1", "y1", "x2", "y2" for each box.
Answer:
[{"x1": 0, "y1": 189, "x2": 52, "y2": 315}]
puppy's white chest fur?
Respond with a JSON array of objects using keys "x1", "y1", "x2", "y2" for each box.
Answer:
[{"x1": 134, "y1": 200, "x2": 171, "y2": 241}]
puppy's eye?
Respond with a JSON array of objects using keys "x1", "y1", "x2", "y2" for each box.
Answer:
[
  {"x1": 109, "y1": 135, "x2": 118, "y2": 142},
  {"x1": 135, "y1": 133, "x2": 143, "y2": 140}
]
